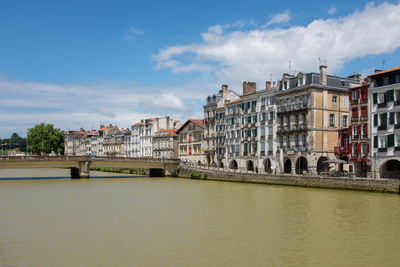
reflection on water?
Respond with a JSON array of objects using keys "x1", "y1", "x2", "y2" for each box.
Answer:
[
  {"x1": 0, "y1": 168, "x2": 142, "y2": 180},
  {"x1": 0, "y1": 169, "x2": 399, "y2": 266}
]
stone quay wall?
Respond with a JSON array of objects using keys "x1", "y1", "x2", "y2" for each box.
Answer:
[{"x1": 178, "y1": 165, "x2": 400, "y2": 194}]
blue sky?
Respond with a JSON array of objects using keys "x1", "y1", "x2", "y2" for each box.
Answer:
[{"x1": 1, "y1": 0, "x2": 400, "y2": 137}]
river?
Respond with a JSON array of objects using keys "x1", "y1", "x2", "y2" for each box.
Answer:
[{"x1": 0, "y1": 168, "x2": 399, "y2": 266}]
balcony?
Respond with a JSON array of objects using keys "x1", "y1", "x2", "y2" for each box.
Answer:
[
  {"x1": 377, "y1": 102, "x2": 387, "y2": 108},
  {"x1": 395, "y1": 100, "x2": 400, "y2": 106},
  {"x1": 395, "y1": 146, "x2": 400, "y2": 151},
  {"x1": 361, "y1": 135, "x2": 368, "y2": 139},
  {"x1": 395, "y1": 123, "x2": 400, "y2": 129},
  {"x1": 351, "y1": 116, "x2": 359, "y2": 122},
  {"x1": 260, "y1": 151, "x2": 265, "y2": 156},
  {"x1": 260, "y1": 135, "x2": 265, "y2": 140},
  {"x1": 378, "y1": 147, "x2": 387, "y2": 152},
  {"x1": 378, "y1": 125, "x2": 387, "y2": 131},
  {"x1": 334, "y1": 146, "x2": 349, "y2": 154},
  {"x1": 360, "y1": 116, "x2": 368, "y2": 121},
  {"x1": 352, "y1": 135, "x2": 359, "y2": 140}
]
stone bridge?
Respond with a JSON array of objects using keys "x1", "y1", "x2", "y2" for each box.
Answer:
[{"x1": 0, "y1": 156, "x2": 180, "y2": 178}]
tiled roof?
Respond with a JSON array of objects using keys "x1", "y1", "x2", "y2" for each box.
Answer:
[
  {"x1": 227, "y1": 98, "x2": 242, "y2": 104},
  {"x1": 156, "y1": 129, "x2": 178, "y2": 136},
  {"x1": 368, "y1": 66, "x2": 400, "y2": 77},
  {"x1": 176, "y1": 119, "x2": 204, "y2": 134}
]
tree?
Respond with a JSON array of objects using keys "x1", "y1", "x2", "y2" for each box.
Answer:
[{"x1": 27, "y1": 123, "x2": 64, "y2": 155}]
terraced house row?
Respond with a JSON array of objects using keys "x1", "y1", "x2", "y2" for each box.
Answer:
[
  {"x1": 64, "y1": 65, "x2": 400, "y2": 178},
  {"x1": 204, "y1": 65, "x2": 363, "y2": 175}
]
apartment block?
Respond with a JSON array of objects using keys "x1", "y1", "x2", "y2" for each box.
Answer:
[
  {"x1": 275, "y1": 65, "x2": 360, "y2": 175},
  {"x1": 177, "y1": 119, "x2": 205, "y2": 163},
  {"x1": 348, "y1": 82, "x2": 370, "y2": 177},
  {"x1": 203, "y1": 85, "x2": 240, "y2": 166},
  {"x1": 369, "y1": 66, "x2": 400, "y2": 178}
]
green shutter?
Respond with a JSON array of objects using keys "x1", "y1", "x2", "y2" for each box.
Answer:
[
  {"x1": 247, "y1": 116, "x2": 251, "y2": 123},
  {"x1": 374, "y1": 114, "x2": 378, "y2": 126},
  {"x1": 382, "y1": 113, "x2": 387, "y2": 126},
  {"x1": 241, "y1": 103, "x2": 244, "y2": 110},
  {"x1": 374, "y1": 136, "x2": 378, "y2": 148},
  {"x1": 373, "y1": 93, "x2": 378, "y2": 104},
  {"x1": 388, "y1": 134, "x2": 394, "y2": 147},
  {"x1": 244, "y1": 143, "x2": 248, "y2": 152},
  {"x1": 387, "y1": 89, "x2": 394, "y2": 102},
  {"x1": 242, "y1": 117, "x2": 244, "y2": 124},
  {"x1": 390, "y1": 112, "x2": 395, "y2": 124},
  {"x1": 254, "y1": 115, "x2": 257, "y2": 122}
]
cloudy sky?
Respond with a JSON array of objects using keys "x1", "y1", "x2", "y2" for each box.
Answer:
[{"x1": 1, "y1": 0, "x2": 400, "y2": 137}]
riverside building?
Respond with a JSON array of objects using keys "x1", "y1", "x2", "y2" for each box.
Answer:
[
  {"x1": 275, "y1": 65, "x2": 359, "y2": 175},
  {"x1": 348, "y1": 82, "x2": 370, "y2": 177},
  {"x1": 177, "y1": 119, "x2": 205, "y2": 164},
  {"x1": 203, "y1": 85, "x2": 240, "y2": 166},
  {"x1": 369, "y1": 66, "x2": 400, "y2": 178},
  {"x1": 152, "y1": 129, "x2": 179, "y2": 159}
]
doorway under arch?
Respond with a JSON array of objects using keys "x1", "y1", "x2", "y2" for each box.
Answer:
[
  {"x1": 380, "y1": 159, "x2": 400, "y2": 179},
  {"x1": 284, "y1": 158, "x2": 292, "y2": 174},
  {"x1": 247, "y1": 160, "x2": 254, "y2": 171},
  {"x1": 264, "y1": 158, "x2": 272, "y2": 173},
  {"x1": 229, "y1": 160, "x2": 238, "y2": 170},
  {"x1": 295, "y1": 156, "x2": 308, "y2": 174},
  {"x1": 317, "y1": 157, "x2": 329, "y2": 173}
]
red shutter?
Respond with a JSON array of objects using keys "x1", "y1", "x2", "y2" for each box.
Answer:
[
  {"x1": 349, "y1": 91, "x2": 352, "y2": 101},
  {"x1": 357, "y1": 125, "x2": 361, "y2": 135},
  {"x1": 364, "y1": 124, "x2": 368, "y2": 136},
  {"x1": 349, "y1": 143, "x2": 352, "y2": 154},
  {"x1": 357, "y1": 143, "x2": 361, "y2": 154}
]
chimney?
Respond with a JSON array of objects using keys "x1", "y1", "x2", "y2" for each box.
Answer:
[
  {"x1": 221, "y1": 84, "x2": 228, "y2": 96},
  {"x1": 242, "y1": 81, "x2": 256, "y2": 95},
  {"x1": 374, "y1": 69, "x2": 382, "y2": 73},
  {"x1": 166, "y1": 116, "x2": 170, "y2": 129},
  {"x1": 347, "y1": 73, "x2": 362, "y2": 81},
  {"x1": 320, "y1": 65, "x2": 327, "y2": 86},
  {"x1": 100, "y1": 124, "x2": 104, "y2": 129},
  {"x1": 273, "y1": 81, "x2": 276, "y2": 88},
  {"x1": 266, "y1": 81, "x2": 271, "y2": 90}
]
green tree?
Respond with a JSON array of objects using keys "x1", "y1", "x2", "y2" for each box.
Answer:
[
  {"x1": 27, "y1": 123, "x2": 65, "y2": 155},
  {"x1": 9, "y1": 133, "x2": 27, "y2": 152}
]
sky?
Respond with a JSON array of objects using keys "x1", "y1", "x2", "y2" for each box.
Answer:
[{"x1": 1, "y1": 0, "x2": 400, "y2": 137}]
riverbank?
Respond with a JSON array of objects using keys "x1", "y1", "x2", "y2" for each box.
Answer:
[
  {"x1": 90, "y1": 167, "x2": 148, "y2": 175},
  {"x1": 178, "y1": 165, "x2": 400, "y2": 194}
]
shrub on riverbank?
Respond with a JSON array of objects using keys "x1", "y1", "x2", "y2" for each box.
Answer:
[{"x1": 191, "y1": 171, "x2": 201, "y2": 179}]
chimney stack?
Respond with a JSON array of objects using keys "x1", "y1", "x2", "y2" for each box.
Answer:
[
  {"x1": 221, "y1": 84, "x2": 228, "y2": 96},
  {"x1": 266, "y1": 81, "x2": 271, "y2": 90},
  {"x1": 243, "y1": 81, "x2": 256, "y2": 95},
  {"x1": 320, "y1": 65, "x2": 327, "y2": 86}
]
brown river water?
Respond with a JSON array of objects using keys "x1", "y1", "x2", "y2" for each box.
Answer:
[{"x1": 0, "y1": 168, "x2": 399, "y2": 266}]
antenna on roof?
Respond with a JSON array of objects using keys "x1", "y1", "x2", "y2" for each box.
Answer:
[
  {"x1": 270, "y1": 74, "x2": 272, "y2": 83},
  {"x1": 382, "y1": 59, "x2": 389, "y2": 69},
  {"x1": 318, "y1": 57, "x2": 327, "y2": 66},
  {"x1": 288, "y1": 60, "x2": 292, "y2": 75}
]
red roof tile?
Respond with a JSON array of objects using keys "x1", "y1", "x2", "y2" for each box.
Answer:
[{"x1": 368, "y1": 66, "x2": 400, "y2": 77}]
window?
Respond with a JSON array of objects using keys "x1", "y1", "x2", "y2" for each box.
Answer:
[
  {"x1": 342, "y1": 115, "x2": 348, "y2": 128},
  {"x1": 343, "y1": 96, "x2": 349, "y2": 108},
  {"x1": 378, "y1": 93, "x2": 386, "y2": 104},
  {"x1": 260, "y1": 142, "x2": 265, "y2": 152},
  {"x1": 286, "y1": 136, "x2": 290, "y2": 147},
  {"x1": 295, "y1": 135, "x2": 299, "y2": 148},
  {"x1": 352, "y1": 125, "x2": 358, "y2": 138},
  {"x1": 379, "y1": 135, "x2": 387, "y2": 148},
  {"x1": 268, "y1": 126, "x2": 273, "y2": 136},
  {"x1": 302, "y1": 95, "x2": 308, "y2": 106},
  {"x1": 352, "y1": 90, "x2": 358, "y2": 100},
  {"x1": 280, "y1": 136, "x2": 284, "y2": 148},
  {"x1": 329, "y1": 114, "x2": 335, "y2": 127},
  {"x1": 332, "y1": 95, "x2": 337, "y2": 103},
  {"x1": 261, "y1": 127, "x2": 265, "y2": 136},
  {"x1": 261, "y1": 97, "x2": 266, "y2": 106},
  {"x1": 302, "y1": 134, "x2": 306, "y2": 147}
]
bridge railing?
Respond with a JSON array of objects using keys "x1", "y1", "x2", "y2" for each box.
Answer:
[{"x1": 0, "y1": 155, "x2": 179, "y2": 163}]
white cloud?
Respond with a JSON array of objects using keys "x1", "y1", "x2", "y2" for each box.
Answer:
[
  {"x1": 0, "y1": 77, "x2": 203, "y2": 137},
  {"x1": 125, "y1": 26, "x2": 144, "y2": 40},
  {"x1": 265, "y1": 10, "x2": 292, "y2": 26},
  {"x1": 328, "y1": 6, "x2": 337, "y2": 15},
  {"x1": 153, "y1": 2, "x2": 400, "y2": 86}
]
